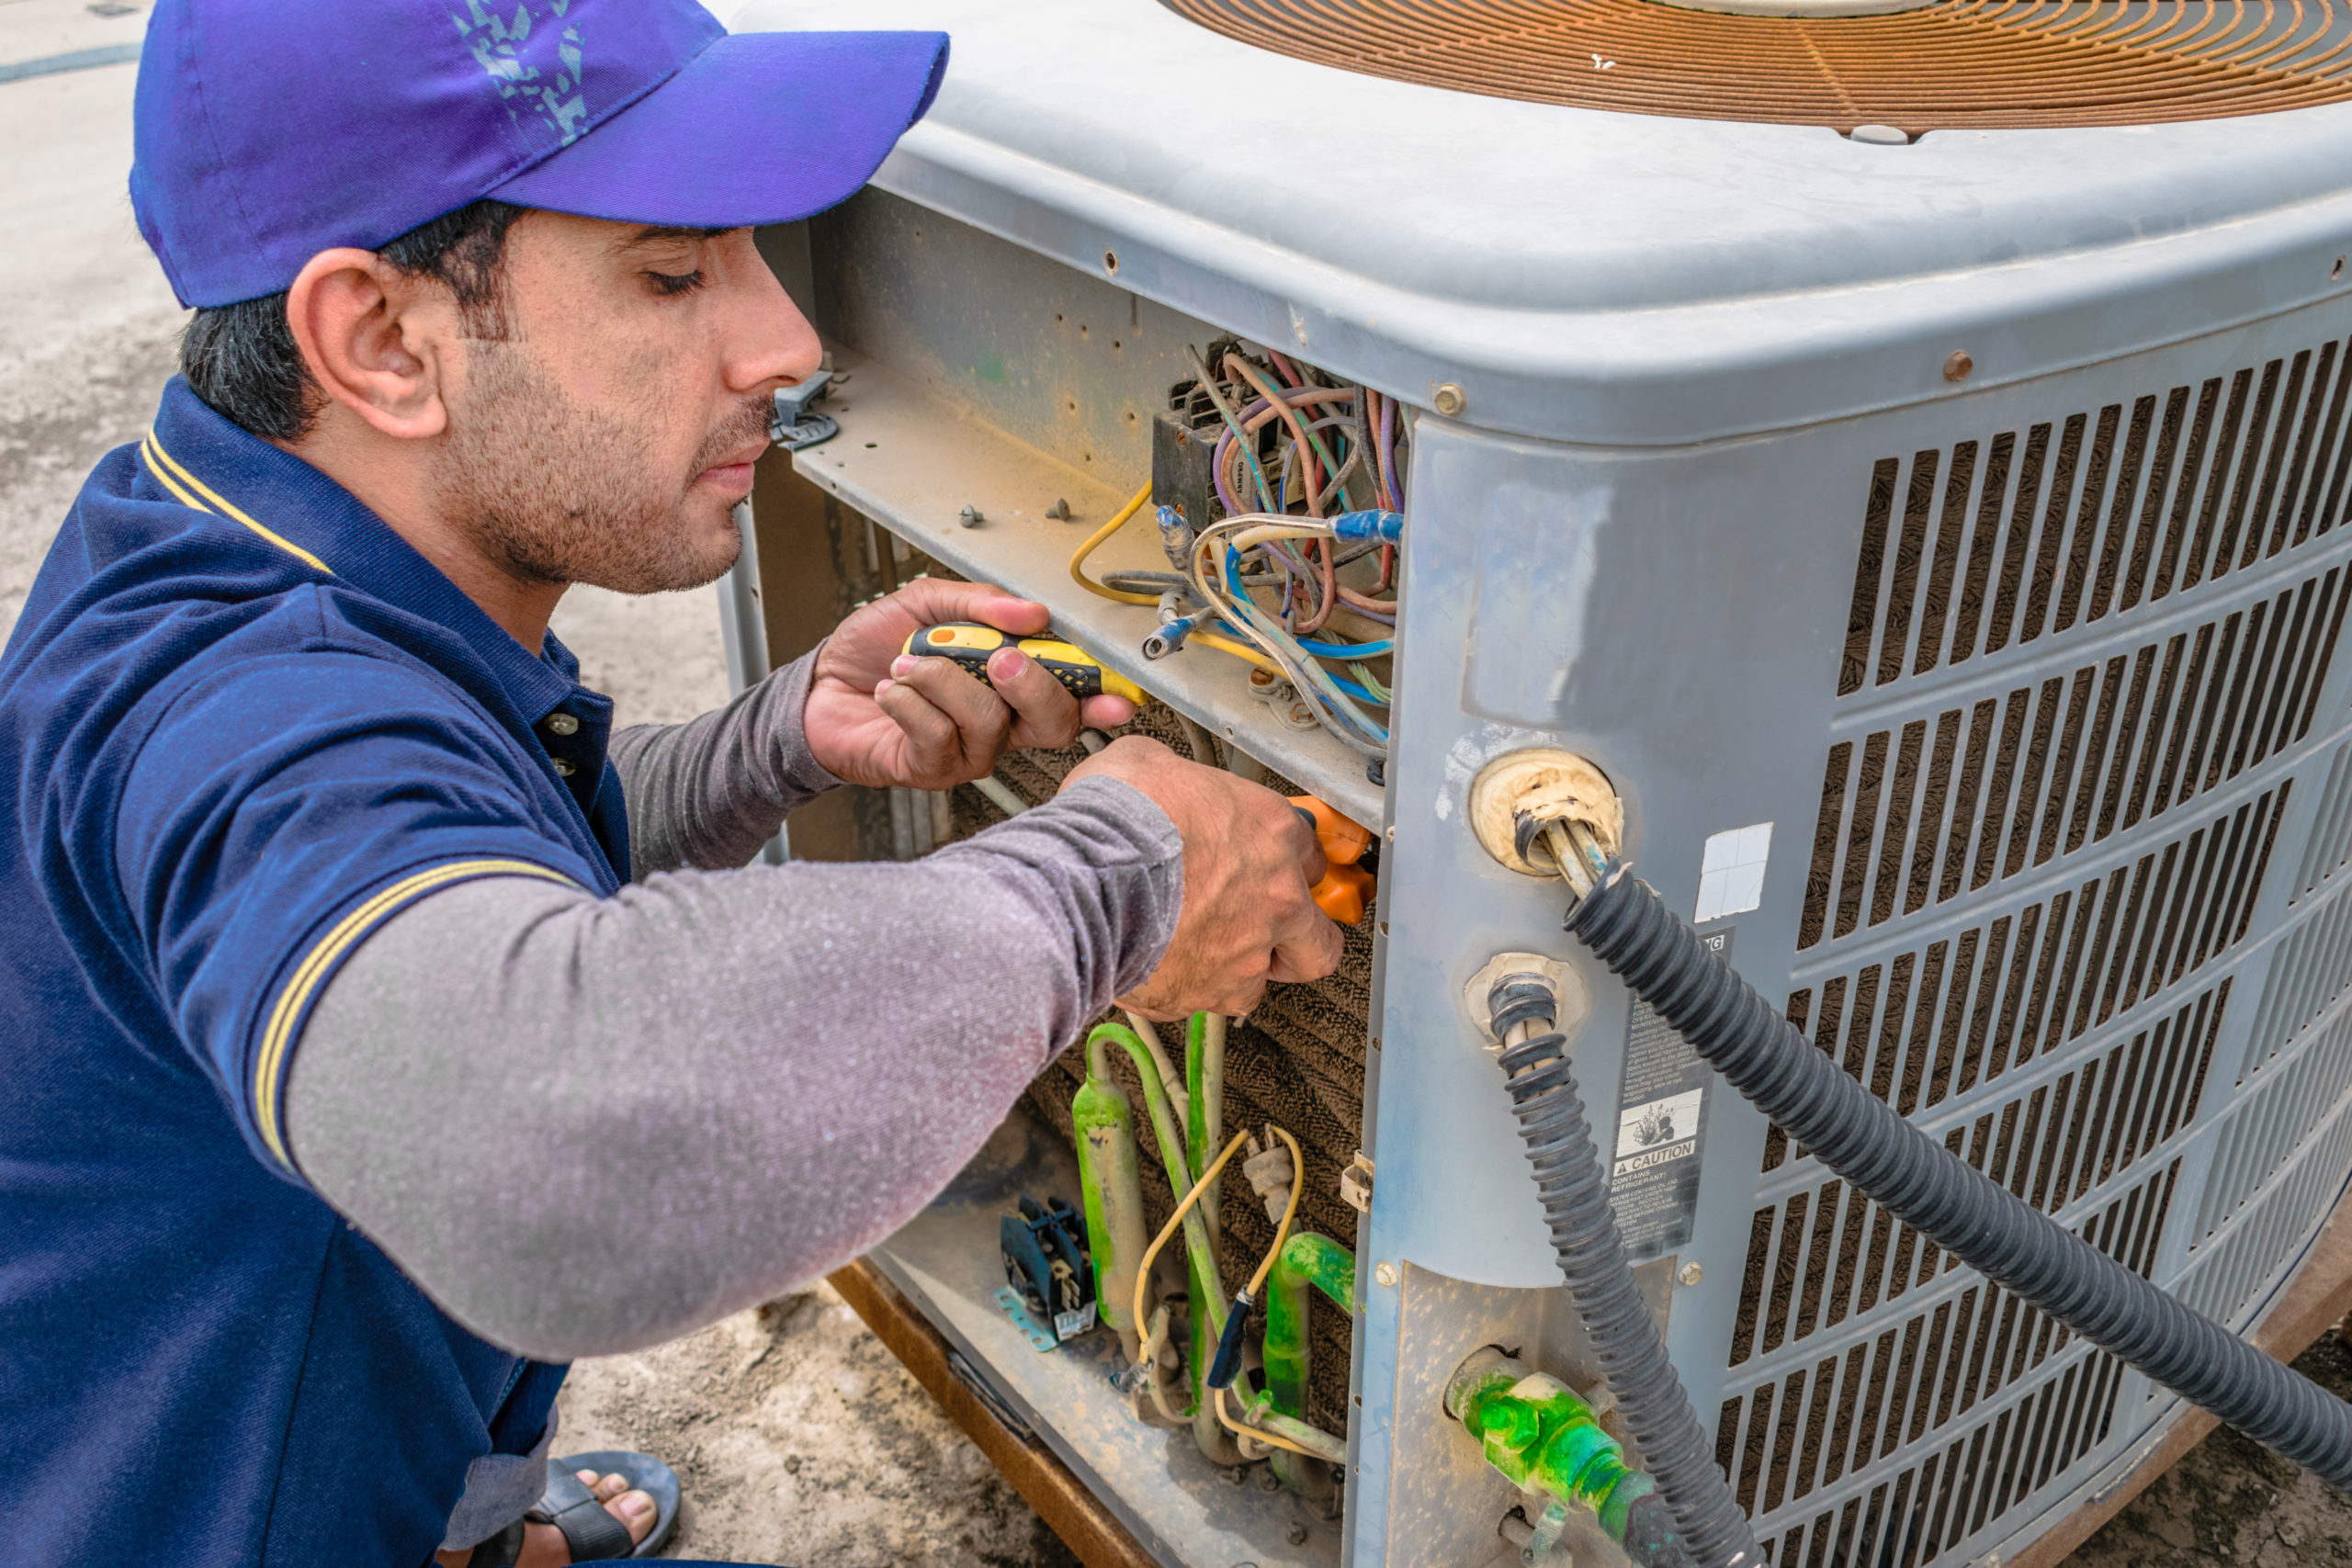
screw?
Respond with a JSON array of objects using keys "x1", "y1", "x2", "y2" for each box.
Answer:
[
  {"x1": 1431, "y1": 382, "x2": 1467, "y2": 418},
  {"x1": 1220, "y1": 1464, "x2": 1247, "y2": 1486},
  {"x1": 1287, "y1": 1522, "x2": 1311, "y2": 1547},
  {"x1": 1374, "y1": 1261, "x2": 1398, "y2": 1288},
  {"x1": 1385, "y1": 824, "x2": 1396, "y2": 840},
  {"x1": 1255, "y1": 1466, "x2": 1283, "y2": 1492},
  {"x1": 958, "y1": 504, "x2": 983, "y2": 529},
  {"x1": 1943, "y1": 350, "x2": 1974, "y2": 383},
  {"x1": 1046, "y1": 498, "x2": 1072, "y2": 521},
  {"x1": 1679, "y1": 1262, "x2": 1704, "y2": 1287}
]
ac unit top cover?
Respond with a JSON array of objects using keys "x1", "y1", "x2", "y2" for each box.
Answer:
[{"x1": 736, "y1": 0, "x2": 2352, "y2": 446}]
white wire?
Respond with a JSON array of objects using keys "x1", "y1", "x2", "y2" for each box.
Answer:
[{"x1": 1188, "y1": 513, "x2": 1390, "y2": 756}]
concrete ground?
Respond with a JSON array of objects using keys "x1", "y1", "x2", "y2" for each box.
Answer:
[{"x1": 3, "y1": 8, "x2": 2347, "y2": 1567}]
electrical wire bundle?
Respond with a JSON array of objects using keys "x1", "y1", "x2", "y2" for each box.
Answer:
[{"x1": 1070, "y1": 346, "x2": 1408, "y2": 760}]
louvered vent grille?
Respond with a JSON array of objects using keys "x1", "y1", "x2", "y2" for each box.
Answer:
[
  {"x1": 1724, "y1": 326, "x2": 2352, "y2": 1561},
  {"x1": 1839, "y1": 338, "x2": 2352, "y2": 698},
  {"x1": 1715, "y1": 1162, "x2": 2176, "y2": 1568}
]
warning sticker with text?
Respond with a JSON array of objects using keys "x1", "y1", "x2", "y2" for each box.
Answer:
[{"x1": 1608, "y1": 926, "x2": 1730, "y2": 1258}]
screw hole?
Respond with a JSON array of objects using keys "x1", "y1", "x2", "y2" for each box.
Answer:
[
  {"x1": 2335, "y1": 255, "x2": 2347, "y2": 280},
  {"x1": 864, "y1": 442, "x2": 877, "y2": 449},
  {"x1": 1102, "y1": 248, "x2": 1120, "y2": 275}
]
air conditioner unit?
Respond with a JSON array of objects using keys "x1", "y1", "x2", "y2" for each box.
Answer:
[{"x1": 730, "y1": 3, "x2": 2352, "y2": 1564}]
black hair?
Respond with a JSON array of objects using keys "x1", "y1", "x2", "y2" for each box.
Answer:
[{"x1": 179, "y1": 198, "x2": 529, "y2": 441}]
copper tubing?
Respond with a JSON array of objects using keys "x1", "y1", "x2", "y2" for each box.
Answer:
[{"x1": 1161, "y1": 0, "x2": 2352, "y2": 131}]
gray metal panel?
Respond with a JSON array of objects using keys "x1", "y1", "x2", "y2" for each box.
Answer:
[
  {"x1": 736, "y1": 0, "x2": 2352, "y2": 446},
  {"x1": 1352, "y1": 295, "x2": 2352, "y2": 1566}
]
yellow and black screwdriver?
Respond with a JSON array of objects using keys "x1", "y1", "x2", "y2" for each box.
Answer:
[{"x1": 899, "y1": 622, "x2": 1147, "y2": 705}]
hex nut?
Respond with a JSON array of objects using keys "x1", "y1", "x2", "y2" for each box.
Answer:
[
  {"x1": 1943, "y1": 350, "x2": 1974, "y2": 383},
  {"x1": 1432, "y1": 382, "x2": 1467, "y2": 418},
  {"x1": 1374, "y1": 1261, "x2": 1398, "y2": 1288},
  {"x1": 1679, "y1": 1262, "x2": 1704, "y2": 1287}
]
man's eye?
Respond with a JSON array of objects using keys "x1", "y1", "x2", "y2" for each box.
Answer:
[{"x1": 646, "y1": 268, "x2": 707, "y2": 297}]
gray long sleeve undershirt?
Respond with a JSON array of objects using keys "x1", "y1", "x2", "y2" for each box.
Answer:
[{"x1": 284, "y1": 654, "x2": 1182, "y2": 1363}]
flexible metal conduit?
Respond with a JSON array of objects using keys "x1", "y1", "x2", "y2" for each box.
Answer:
[
  {"x1": 1489, "y1": 978, "x2": 1764, "y2": 1568},
  {"x1": 1561, "y1": 866, "x2": 2352, "y2": 1495}
]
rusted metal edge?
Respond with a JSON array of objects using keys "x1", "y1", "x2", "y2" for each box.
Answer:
[
  {"x1": 828, "y1": 1259, "x2": 1159, "y2": 1568},
  {"x1": 2008, "y1": 1173, "x2": 2352, "y2": 1568}
]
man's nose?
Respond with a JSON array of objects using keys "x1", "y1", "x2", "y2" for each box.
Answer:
[{"x1": 717, "y1": 231, "x2": 821, "y2": 396}]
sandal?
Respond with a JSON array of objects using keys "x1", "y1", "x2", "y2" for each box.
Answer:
[{"x1": 465, "y1": 1450, "x2": 682, "y2": 1563}]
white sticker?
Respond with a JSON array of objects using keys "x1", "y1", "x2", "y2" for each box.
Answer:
[
  {"x1": 1695, "y1": 822, "x2": 1772, "y2": 923},
  {"x1": 1054, "y1": 1302, "x2": 1099, "y2": 1342}
]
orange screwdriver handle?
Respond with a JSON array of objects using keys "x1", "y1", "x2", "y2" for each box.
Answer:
[{"x1": 1292, "y1": 795, "x2": 1376, "y2": 926}]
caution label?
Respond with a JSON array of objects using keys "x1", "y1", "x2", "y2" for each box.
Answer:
[{"x1": 1608, "y1": 926, "x2": 1730, "y2": 1258}]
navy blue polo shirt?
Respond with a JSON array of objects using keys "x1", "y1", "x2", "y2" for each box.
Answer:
[{"x1": 0, "y1": 380, "x2": 635, "y2": 1567}]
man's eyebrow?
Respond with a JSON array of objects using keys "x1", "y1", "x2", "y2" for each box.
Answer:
[{"x1": 623, "y1": 224, "x2": 735, "y2": 246}]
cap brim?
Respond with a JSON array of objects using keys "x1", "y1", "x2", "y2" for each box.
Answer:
[{"x1": 491, "y1": 29, "x2": 949, "y2": 228}]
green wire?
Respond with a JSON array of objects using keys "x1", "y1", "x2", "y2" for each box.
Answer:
[{"x1": 1187, "y1": 344, "x2": 1276, "y2": 513}]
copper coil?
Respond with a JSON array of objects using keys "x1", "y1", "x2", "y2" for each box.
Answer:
[{"x1": 1159, "y1": 0, "x2": 2352, "y2": 130}]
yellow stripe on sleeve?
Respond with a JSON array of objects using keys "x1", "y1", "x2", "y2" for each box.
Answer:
[
  {"x1": 143, "y1": 430, "x2": 334, "y2": 576},
  {"x1": 252, "y1": 858, "x2": 580, "y2": 1166}
]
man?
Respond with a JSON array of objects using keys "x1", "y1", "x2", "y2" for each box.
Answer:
[{"x1": 0, "y1": 4, "x2": 1343, "y2": 1565}]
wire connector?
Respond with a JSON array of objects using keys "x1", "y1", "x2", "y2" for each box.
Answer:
[
  {"x1": 1143, "y1": 616, "x2": 1196, "y2": 660},
  {"x1": 1329, "y1": 508, "x2": 1405, "y2": 544}
]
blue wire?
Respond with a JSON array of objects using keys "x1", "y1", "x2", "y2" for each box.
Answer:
[{"x1": 1297, "y1": 636, "x2": 1393, "y2": 658}]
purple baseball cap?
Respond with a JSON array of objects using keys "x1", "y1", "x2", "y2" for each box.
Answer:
[{"x1": 130, "y1": 0, "x2": 949, "y2": 308}]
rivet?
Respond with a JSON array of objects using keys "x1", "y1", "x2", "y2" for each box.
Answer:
[
  {"x1": 544, "y1": 712, "x2": 580, "y2": 737},
  {"x1": 1374, "y1": 1261, "x2": 1398, "y2": 1288},
  {"x1": 1431, "y1": 382, "x2": 1466, "y2": 418},
  {"x1": 1943, "y1": 350, "x2": 1974, "y2": 383},
  {"x1": 1679, "y1": 1262, "x2": 1704, "y2": 1287}
]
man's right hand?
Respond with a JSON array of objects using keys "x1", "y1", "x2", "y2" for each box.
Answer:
[{"x1": 1063, "y1": 737, "x2": 1346, "y2": 1019}]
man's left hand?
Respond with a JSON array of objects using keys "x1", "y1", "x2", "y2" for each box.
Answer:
[{"x1": 804, "y1": 579, "x2": 1138, "y2": 790}]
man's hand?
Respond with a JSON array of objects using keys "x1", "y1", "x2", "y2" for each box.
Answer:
[
  {"x1": 805, "y1": 580, "x2": 1137, "y2": 789},
  {"x1": 1066, "y1": 737, "x2": 1346, "y2": 1019}
]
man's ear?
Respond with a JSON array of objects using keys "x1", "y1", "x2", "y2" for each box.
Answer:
[{"x1": 283, "y1": 248, "x2": 455, "y2": 442}]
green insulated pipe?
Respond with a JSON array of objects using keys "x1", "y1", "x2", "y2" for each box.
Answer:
[
  {"x1": 1072, "y1": 1032, "x2": 1148, "y2": 1360},
  {"x1": 1446, "y1": 1348, "x2": 1690, "y2": 1568},
  {"x1": 1264, "y1": 1232, "x2": 1355, "y2": 1422},
  {"x1": 1080, "y1": 1021, "x2": 1243, "y2": 1464}
]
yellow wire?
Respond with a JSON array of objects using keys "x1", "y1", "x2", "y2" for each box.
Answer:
[
  {"x1": 1069, "y1": 481, "x2": 1159, "y2": 605},
  {"x1": 1129, "y1": 1124, "x2": 1317, "y2": 1461},
  {"x1": 1190, "y1": 629, "x2": 1283, "y2": 674},
  {"x1": 1132, "y1": 1129, "x2": 1252, "y2": 1349}
]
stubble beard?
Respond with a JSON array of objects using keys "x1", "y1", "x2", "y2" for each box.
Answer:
[{"x1": 435, "y1": 338, "x2": 764, "y2": 596}]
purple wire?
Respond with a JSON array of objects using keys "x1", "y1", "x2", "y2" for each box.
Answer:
[
  {"x1": 1212, "y1": 426, "x2": 1243, "y2": 516},
  {"x1": 1379, "y1": 394, "x2": 1399, "y2": 510}
]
